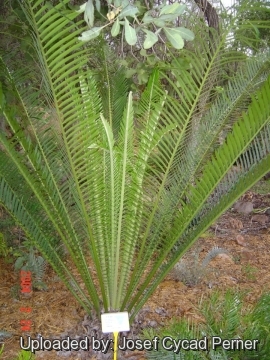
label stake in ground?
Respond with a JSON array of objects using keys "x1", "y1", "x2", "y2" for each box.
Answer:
[{"x1": 101, "y1": 312, "x2": 130, "y2": 360}]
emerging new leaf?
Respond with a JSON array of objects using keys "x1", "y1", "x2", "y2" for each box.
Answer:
[{"x1": 124, "y1": 18, "x2": 137, "y2": 46}]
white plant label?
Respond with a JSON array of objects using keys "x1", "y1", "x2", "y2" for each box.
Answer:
[{"x1": 101, "y1": 312, "x2": 130, "y2": 333}]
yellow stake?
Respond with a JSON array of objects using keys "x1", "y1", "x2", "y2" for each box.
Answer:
[{"x1": 113, "y1": 331, "x2": 119, "y2": 360}]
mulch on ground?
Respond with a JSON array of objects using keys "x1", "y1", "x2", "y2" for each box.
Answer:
[{"x1": 0, "y1": 187, "x2": 269, "y2": 360}]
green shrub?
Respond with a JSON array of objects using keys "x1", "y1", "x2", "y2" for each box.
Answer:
[
  {"x1": 0, "y1": 345, "x2": 34, "y2": 360},
  {"x1": 143, "y1": 290, "x2": 270, "y2": 360}
]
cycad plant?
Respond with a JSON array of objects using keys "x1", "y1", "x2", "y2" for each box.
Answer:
[
  {"x1": 144, "y1": 290, "x2": 270, "y2": 360},
  {"x1": 0, "y1": 0, "x2": 270, "y2": 323}
]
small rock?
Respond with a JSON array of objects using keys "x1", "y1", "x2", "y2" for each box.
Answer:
[
  {"x1": 155, "y1": 307, "x2": 167, "y2": 316},
  {"x1": 251, "y1": 214, "x2": 269, "y2": 225},
  {"x1": 234, "y1": 201, "x2": 253, "y2": 214},
  {"x1": 20, "y1": 291, "x2": 33, "y2": 299},
  {"x1": 57, "y1": 351, "x2": 72, "y2": 357},
  {"x1": 148, "y1": 320, "x2": 158, "y2": 327},
  {"x1": 142, "y1": 306, "x2": 151, "y2": 312},
  {"x1": 0, "y1": 330, "x2": 13, "y2": 340},
  {"x1": 236, "y1": 234, "x2": 247, "y2": 247}
]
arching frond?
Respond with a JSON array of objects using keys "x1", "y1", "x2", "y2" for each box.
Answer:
[{"x1": 0, "y1": 0, "x2": 269, "y2": 323}]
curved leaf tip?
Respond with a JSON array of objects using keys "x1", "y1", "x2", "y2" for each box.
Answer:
[{"x1": 78, "y1": 27, "x2": 101, "y2": 41}]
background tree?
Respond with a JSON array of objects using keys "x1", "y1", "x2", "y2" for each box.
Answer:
[{"x1": 233, "y1": 0, "x2": 270, "y2": 54}]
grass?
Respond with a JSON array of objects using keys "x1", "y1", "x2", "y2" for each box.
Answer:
[{"x1": 251, "y1": 179, "x2": 270, "y2": 195}]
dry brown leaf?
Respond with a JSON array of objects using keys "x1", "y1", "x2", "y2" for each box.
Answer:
[
  {"x1": 229, "y1": 217, "x2": 243, "y2": 230},
  {"x1": 236, "y1": 234, "x2": 247, "y2": 247}
]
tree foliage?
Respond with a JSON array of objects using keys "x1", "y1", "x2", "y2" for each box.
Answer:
[
  {"x1": 233, "y1": 0, "x2": 270, "y2": 53},
  {"x1": 77, "y1": 0, "x2": 194, "y2": 49}
]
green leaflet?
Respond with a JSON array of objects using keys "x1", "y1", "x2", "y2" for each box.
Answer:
[
  {"x1": 142, "y1": 14, "x2": 155, "y2": 24},
  {"x1": 158, "y1": 13, "x2": 184, "y2": 22},
  {"x1": 124, "y1": 18, "x2": 137, "y2": 46},
  {"x1": 78, "y1": 27, "x2": 101, "y2": 41},
  {"x1": 159, "y1": 3, "x2": 186, "y2": 16},
  {"x1": 111, "y1": 17, "x2": 120, "y2": 37},
  {"x1": 84, "y1": 0, "x2": 95, "y2": 28},
  {"x1": 143, "y1": 29, "x2": 159, "y2": 49},
  {"x1": 95, "y1": 0, "x2": 101, "y2": 13},
  {"x1": 173, "y1": 27, "x2": 195, "y2": 41},
  {"x1": 0, "y1": 82, "x2": 6, "y2": 108},
  {"x1": 118, "y1": 5, "x2": 139, "y2": 20},
  {"x1": 164, "y1": 27, "x2": 184, "y2": 49},
  {"x1": 151, "y1": 19, "x2": 166, "y2": 28}
]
